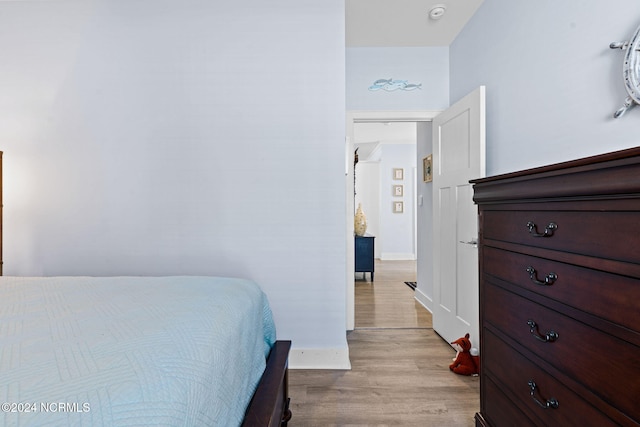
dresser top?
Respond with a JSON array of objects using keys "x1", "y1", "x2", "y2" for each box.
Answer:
[{"x1": 472, "y1": 146, "x2": 640, "y2": 204}]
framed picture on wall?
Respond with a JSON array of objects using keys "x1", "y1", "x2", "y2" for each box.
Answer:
[
  {"x1": 393, "y1": 168, "x2": 404, "y2": 180},
  {"x1": 393, "y1": 185, "x2": 403, "y2": 197},
  {"x1": 423, "y1": 155, "x2": 433, "y2": 183},
  {"x1": 393, "y1": 201, "x2": 404, "y2": 213}
]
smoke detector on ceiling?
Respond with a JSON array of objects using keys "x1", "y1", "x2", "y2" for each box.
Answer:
[{"x1": 429, "y1": 4, "x2": 447, "y2": 20}]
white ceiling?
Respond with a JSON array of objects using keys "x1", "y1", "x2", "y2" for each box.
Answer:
[{"x1": 346, "y1": 0, "x2": 484, "y2": 47}]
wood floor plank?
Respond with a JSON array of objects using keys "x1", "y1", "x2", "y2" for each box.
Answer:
[
  {"x1": 355, "y1": 260, "x2": 431, "y2": 329},
  {"x1": 288, "y1": 261, "x2": 480, "y2": 426}
]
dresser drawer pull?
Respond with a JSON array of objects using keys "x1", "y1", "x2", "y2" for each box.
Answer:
[
  {"x1": 526, "y1": 221, "x2": 558, "y2": 237},
  {"x1": 527, "y1": 319, "x2": 559, "y2": 343},
  {"x1": 528, "y1": 380, "x2": 559, "y2": 409},
  {"x1": 526, "y1": 266, "x2": 558, "y2": 286}
]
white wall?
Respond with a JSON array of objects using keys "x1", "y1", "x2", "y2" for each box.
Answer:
[
  {"x1": 451, "y1": 0, "x2": 640, "y2": 175},
  {"x1": 0, "y1": 0, "x2": 348, "y2": 369},
  {"x1": 354, "y1": 161, "x2": 380, "y2": 257},
  {"x1": 378, "y1": 143, "x2": 416, "y2": 259},
  {"x1": 415, "y1": 122, "x2": 433, "y2": 310}
]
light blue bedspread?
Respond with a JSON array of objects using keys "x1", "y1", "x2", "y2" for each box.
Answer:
[{"x1": 0, "y1": 276, "x2": 277, "y2": 427}]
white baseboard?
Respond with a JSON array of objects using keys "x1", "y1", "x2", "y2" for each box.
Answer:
[
  {"x1": 380, "y1": 253, "x2": 416, "y2": 261},
  {"x1": 288, "y1": 347, "x2": 351, "y2": 370},
  {"x1": 414, "y1": 287, "x2": 433, "y2": 313}
]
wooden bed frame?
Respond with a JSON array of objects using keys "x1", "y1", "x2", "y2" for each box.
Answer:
[{"x1": 243, "y1": 340, "x2": 292, "y2": 426}]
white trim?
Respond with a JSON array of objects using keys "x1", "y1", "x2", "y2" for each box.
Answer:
[
  {"x1": 346, "y1": 123, "x2": 356, "y2": 331},
  {"x1": 348, "y1": 110, "x2": 441, "y2": 123},
  {"x1": 288, "y1": 347, "x2": 352, "y2": 370},
  {"x1": 414, "y1": 287, "x2": 433, "y2": 313},
  {"x1": 346, "y1": 110, "x2": 441, "y2": 332}
]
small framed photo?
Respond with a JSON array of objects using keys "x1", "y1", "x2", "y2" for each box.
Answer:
[
  {"x1": 423, "y1": 155, "x2": 433, "y2": 183},
  {"x1": 393, "y1": 185, "x2": 404, "y2": 197},
  {"x1": 393, "y1": 201, "x2": 404, "y2": 213},
  {"x1": 393, "y1": 168, "x2": 404, "y2": 180}
]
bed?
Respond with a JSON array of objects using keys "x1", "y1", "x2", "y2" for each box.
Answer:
[{"x1": 0, "y1": 275, "x2": 291, "y2": 427}]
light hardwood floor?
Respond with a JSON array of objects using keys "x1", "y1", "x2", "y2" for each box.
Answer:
[
  {"x1": 355, "y1": 260, "x2": 431, "y2": 329},
  {"x1": 288, "y1": 260, "x2": 480, "y2": 426}
]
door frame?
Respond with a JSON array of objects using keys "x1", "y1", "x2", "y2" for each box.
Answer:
[{"x1": 346, "y1": 110, "x2": 441, "y2": 330}]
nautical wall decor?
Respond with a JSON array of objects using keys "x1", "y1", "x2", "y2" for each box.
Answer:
[
  {"x1": 610, "y1": 24, "x2": 640, "y2": 118},
  {"x1": 369, "y1": 78, "x2": 422, "y2": 92}
]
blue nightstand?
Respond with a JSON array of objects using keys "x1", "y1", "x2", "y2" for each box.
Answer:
[{"x1": 355, "y1": 234, "x2": 375, "y2": 281}]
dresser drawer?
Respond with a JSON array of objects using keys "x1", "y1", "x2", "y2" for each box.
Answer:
[
  {"x1": 482, "y1": 210, "x2": 640, "y2": 264},
  {"x1": 482, "y1": 375, "x2": 536, "y2": 427},
  {"x1": 483, "y1": 282, "x2": 640, "y2": 422},
  {"x1": 483, "y1": 246, "x2": 640, "y2": 335},
  {"x1": 483, "y1": 329, "x2": 617, "y2": 426}
]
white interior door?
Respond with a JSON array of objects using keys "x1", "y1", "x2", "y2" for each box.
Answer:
[{"x1": 432, "y1": 86, "x2": 486, "y2": 346}]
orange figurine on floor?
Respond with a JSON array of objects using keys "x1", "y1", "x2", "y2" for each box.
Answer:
[{"x1": 449, "y1": 333, "x2": 480, "y2": 376}]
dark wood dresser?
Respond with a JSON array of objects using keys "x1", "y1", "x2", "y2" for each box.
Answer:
[{"x1": 472, "y1": 147, "x2": 640, "y2": 427}]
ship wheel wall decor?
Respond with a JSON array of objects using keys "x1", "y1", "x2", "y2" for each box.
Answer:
[{"x1": 611, "y1": 24, "x2": 640, "y2": 118}]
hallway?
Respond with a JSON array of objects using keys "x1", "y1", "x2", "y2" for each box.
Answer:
[{"x1": 288, "y1": 260, "x2": 480, "y2": 426}]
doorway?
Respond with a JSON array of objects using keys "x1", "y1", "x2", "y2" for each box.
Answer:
[
  {"x1": 346, "y1": 111, "x2": 440, "y2": 330},
  {"x1": 354, "y1": 122, "x2": 417, "y2": 261}
]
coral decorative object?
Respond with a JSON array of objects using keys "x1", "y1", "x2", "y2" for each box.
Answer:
[{"x1": 354, "y1": 203, "x2": 368, "y2": 236}]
